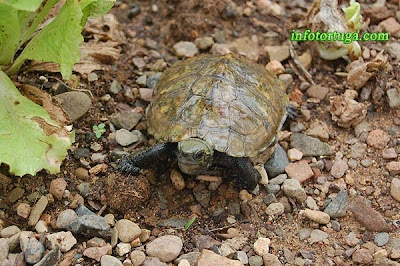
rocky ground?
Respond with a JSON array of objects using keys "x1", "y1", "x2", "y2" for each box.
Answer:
[{"x1": 1, "y1": 0, "x2": 400, "y2": 265}]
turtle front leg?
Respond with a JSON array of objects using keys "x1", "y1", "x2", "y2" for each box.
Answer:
[
  {"x1": 117, "y1": 143, "x2": 176, "y2": 175},
  {"x1": 214, "y1": 152, "x2": 261, "y2": 190}
]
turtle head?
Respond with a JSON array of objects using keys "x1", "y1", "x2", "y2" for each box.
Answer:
[{"x1": 177, "y1": 138, "x2": 214, "y2": 175}]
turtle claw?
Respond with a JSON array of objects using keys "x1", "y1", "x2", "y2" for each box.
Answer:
[
  {"x1": 117, "y1": 158, "x2": 141, "y2": 175},
  {"x1": 287, "y1": 104, "x2": 299, "y2": 120}
]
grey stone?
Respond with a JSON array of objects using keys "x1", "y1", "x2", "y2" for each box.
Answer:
[
  {"x1": 290, "y1": 133, "x2": 332, "y2": 157},
  {"x1": 56, "y1": 209, "x2": 78, "y2": 229},
  {"x1": 143, "y1": 257, "x2": 168, "y2": 266},
  {"x1": 56, "y1": 92, "x2": 92, "y2": 122},
  {"x1": 1, "y1": 225, "x2": 21, "y2": 238},
  {"x1": 282, "y1": 178, "x2": 307, "y2": 202},
  {"x1": 173, "y1": 41, "x2": 198, "y2": 57},
  {"x1": 75, "y1": 205, "x2": 95, "y2": 216},
  {"x1": 387, "y1": 89, "x2": 400, "y2": 108},
  {"x1": 269, "y1": 173, "x2": 287, "y2": 185},
  {"x1": 66, "y1": 215, "x2": 111, "y2": 238},
  {"x1": 310, "y1": 229, "x2": 328, "y2": 243},
  {"x1": 194, "y1": 190, "x2": 211, "y2": 207},
  {"x1": 101, "y1": 255, "x2": 123, "y2": 266},
  {"x1": 266, "y1": 184, "x2": 281, "y2": 194},
  {"x1": 24, "y1": 237, "x2": 44, "y2": 264},
  {"x1": 0, "y1": 238, "x2": 9, "y2": 262},
  {"x1": 385, "y1": 42, "x2": 400, "y2": 61},
  {"x1": 109, "y1": 80, "x2": 122, "y2": 94},
  {"x1": 46, "y1": 231, "x2": 77, "y2": 252},
  {"x1": 248, "y1": 255, "x2": 263, "y2": 266},
  {"x1": 73, "y1": 148, "x2": 90, "y2": 159},
  {"x1": 110, "y1": 109, "x2": 143, "y2": 130},
  {"x1": 234, "y1": 251, "x2": 248, "y2": 264},
  {"x1": 298, "y1": 228, "x2": 312, "y2": 241},
  {"x1": 33, "y1": 247, "x2": 61, "y2": 266},
  {"x1": 264, "y1": 193, "x2": 278, "y2": 205},
  {"x1": 264, "y1": 144, "x2": 289, "y2": 178},
  {"x1": 6, "y1": 187, "x2": 24, "y2": 203},
  {"x1": 374, "y1": 232, "x2": 390, "y2": 247},
  {"x1": 159, "y1": 218, "x2": 187, "y2": 228},
  {"x1": 174, "y1": 252, "x2": 201, "y2": 266},
  {"x1": 77, "y1": 182, "x2": 91, "y2": 197},
  {"x1": 146, "y1": 235, "x2": 183, "y2": 262},
  {"x1": 8, "y1": 232, "x2": 20, "y2": 251},
  {"x1": 324, "y1": 189, "x2": 349, "y2": 218},
  {"x1": 115, "y1": 219, "x2": 141, "y2": 243},
  {"x1": 331, "y1": 220, "x2": 341, "y2": 231},
  {"x1": 147, "y1": 73, "x2": 162, "y2": 89},
  {"x1": 115, "y1": 129, "x2": 139, "y2": 146}
]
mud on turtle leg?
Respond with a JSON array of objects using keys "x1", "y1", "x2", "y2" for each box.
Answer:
[{"x1": 117, "y1": 143, "x2": 176, "y2": 175}]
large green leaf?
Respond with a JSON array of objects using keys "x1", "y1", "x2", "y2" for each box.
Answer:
[
  {"x1": 1, "y1": 0, "x2": 44, "y2": 11},
  {"x1": 0, "y1": 70, "x2": 72, "y2": 176},
  {"x1": 0, "y1": 3, "x2": 20, "y2": 66},
  {"x1": 80, "y1": 0, "x2": 115, "y2": 26},
  {"x1": 16, "y1": 0, "x2": 83, "y2": 79}
]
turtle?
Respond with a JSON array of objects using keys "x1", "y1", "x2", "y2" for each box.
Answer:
[{"x1": 118, "y1": 53, "x2": 290, "y2": 190}]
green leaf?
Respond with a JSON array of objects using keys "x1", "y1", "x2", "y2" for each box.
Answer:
[
  {"x1": 0, "y1": 3, "x2": 20, "y2": 66},
  {"x1": 80, "y1": 0, "x2": 115, "y2": 26},
  {"x1": 1, "y1": 0, "x2": 44, "y2": 11},
  {"x1": 343, "y1": 0, "x2": 362, "y2": 32},
  {"x1": 184, "y1": 217, "x2": 196, "y2": 230},
  {"x1": 14, "y1": 0, "x2": 84, "y2": 79},
  {"x1": 0, "y1": 70, "x2": 72, "y2": 176}
]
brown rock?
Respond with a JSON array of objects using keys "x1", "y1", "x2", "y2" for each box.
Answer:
[
  {"x1": 387, "y1": 162, "x2": 400, "y2": 174},
  {"x1": 265, "y1": 60, "x2": 284, "y2": 75},
  {"x1": 383, "y1": 148, "x2": 397, "y2": 159},
  {"x1": 349, "y1": 197, "x2": 391, "y2": 232},
  {"x1": 49, "y1": 178, "x2": 67, "y2": 201},
  {"x1": 304, "y1": 120, "x2": 329, "y2": 142},
  {"x1": 75, "y1": 168, "x2": 89, "y2": 180},
  {"x1": 330, "y1": 159, "x2": 348, "y2": 178},
  {"x1": 285, "y1": 160, "x2": 314, "y2": 183},
  {"x1": 390, "y1": 178, "x2": 400, "y2": 202},
  {"x1": 352, "y1": 248, "x2": 373, "y2": 264},
  {"x1": 379, "y1": 17, "x2": 400, "y2": 35},
  {"x1": 197, "y1": 249, "x2": 244, "y2": 266},
  {"x1": 83, "y1": 244, "x2": 112, "y2": 261},
  {"x1": 16, "y1": 203, "x2": 31, "y2": 218},
  {"x1": 306, "y1": 85, "x2": 329, "y2": 100},
  {"x1": 264, "y1": 45, "x2": 289, "y2": 62},
  {"x1": 263, "y1": 254, "x2": 282, "y2": 266},
  {"x1": 139, "y1": 88, "x2": 153, "y2": 102},
  {"x1": 367, "y1": 130, "x2": 390, "y2": 149}
]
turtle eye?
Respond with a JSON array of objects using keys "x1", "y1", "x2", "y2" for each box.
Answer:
[{"x1": 194, "y1": 150, "x2": 205, "y2": 160}]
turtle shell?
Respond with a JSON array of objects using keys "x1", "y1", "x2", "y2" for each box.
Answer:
[{"x1": 147, "y1": 53, "x2": 289, "y2": 158}]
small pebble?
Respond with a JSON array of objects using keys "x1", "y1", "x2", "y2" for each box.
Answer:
[
  {"x1": 131, "y1": 250, "x2": 146, "y2": 266},
  {"x1": 303, "y1": 209, "x2": 330, "y2": 224},
  {"x1": 49, "y1": 178, "x2": 68, "y2": 201},
  {"x1": 115, "y1": 219, "x2": 141, "y2": 243},
  {"x1": 253, "y1": 238, "x2": 270, "y2": 256},
  {"x1": 374, "y1": 232, "x2": 390, "y2": 247},
  {"x1": 16, "y1": 203, "x2": 31, "y2": 218},
  {"x1": 287, "y1": 148, "x2": 303, "y2": 161},
  {"x1": 24, "y1": 237, "x2": 44, "y2": 264},
  {"x1": 1, "y1": 225, "x2": 21, "y2": 238},
  {"x1": 146, "y1": 235, "x2": 183, "y2": 262},
  {"x1": 101, "y1": 255, "x2": 123, "y2": 266},
  {"x1": 56, "y1": 209, "x2": 78, "y2": 229}
]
